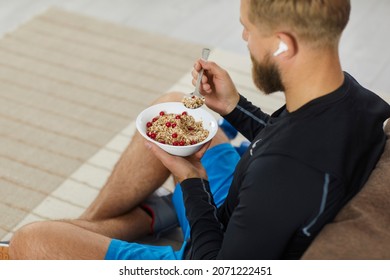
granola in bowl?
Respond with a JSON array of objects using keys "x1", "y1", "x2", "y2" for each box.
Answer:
[
  {"x1": 146, "y1": 111, "x2": 209, "y2": 146},
  {"x1": 136, "y1": 102, "x2": 218, "y2": 156}
]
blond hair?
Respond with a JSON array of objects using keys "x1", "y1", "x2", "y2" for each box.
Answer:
[{"x1": 249, "y1": 0, "x2": 350, "y2": 47}]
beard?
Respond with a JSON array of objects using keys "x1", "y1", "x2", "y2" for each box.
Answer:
[{"x1": 251, "y1": 53, "x2": 285, "y2": 95}]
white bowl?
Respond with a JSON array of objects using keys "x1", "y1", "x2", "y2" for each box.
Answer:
[{"x1": 136, "y1": 102, "x2": 218, "y2": 156}]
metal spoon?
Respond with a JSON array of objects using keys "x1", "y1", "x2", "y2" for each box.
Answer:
[
  {"x1": 182, "y1": 48, "x2": 211, "y2": 109},
  {"x1": 193, "y1": 48, "x2": 210, "y2": 97}
]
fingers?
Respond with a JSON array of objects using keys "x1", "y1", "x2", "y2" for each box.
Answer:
[
  {"x1": 192, "y1": 60, "x2": 214, "y2": 94},
  {"x1": 146, "y1": 140, "x2": 209, "y2": 164},
  {"x1": 192, "y1": 60, "x2": 203, "y2": 83},
  {"x1": 191, "y1": 68, "x2": 207, "y2": 83},
  {"x1": 191, "y1": 72, "x2": 211, "y2": 94},
  {"x1": 145, "y1": 141, "x2": 177, "y2": 170},
  {"x1": 145, "y1": 140, "x2": 207, "y2": 182},
  {"x1": 194, "y1": 141, "x2": 211, "y2": 159},
  {"x1": 193, "y1": 60, "x2": 202, "y2": 72},
  {"x1": 198, "y1": 59, "x2": 221, "y2": 74}
]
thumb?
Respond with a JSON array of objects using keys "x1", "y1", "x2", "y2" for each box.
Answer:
[
  {"x1": 145, "y1": 141, "x2": 177, "y2": 168},
  {"x1": 199, "y1": 58, "x2": 208, "y2": 66},
  {"x1": 199, "y1": 59, "x2": 224, "y2": 77},
  {"x1": 198, "y1": 59, "x2": 213, "y2": 71},
  {"x1": 193, "y1": 140, "x2": 211, "y2": 160}
]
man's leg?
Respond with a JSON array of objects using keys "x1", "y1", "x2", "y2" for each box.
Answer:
[
  {"x1": 9, "y1": 92, "x2": 229, "y2": 259},
  {"x1": 9, "y1": 221, "x2": 111, "y2": 259},
  {"x1": 9, "y1": 130, "x2": 231, "y2": 260},
  {"x1": 8, "y1": 92, "x2": 177, "y2": 259},
  {"x1": 66, "y1": 92, "x2": 187, "y2": 241}
]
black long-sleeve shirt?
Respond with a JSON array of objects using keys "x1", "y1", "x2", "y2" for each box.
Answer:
[{"x1": 182, "y1": 72, "x2": 390, "y2": 259}]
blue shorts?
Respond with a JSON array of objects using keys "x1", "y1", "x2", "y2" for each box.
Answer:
[{"x1": 105, "y1": 143, "x2": 240, "y2": 260}]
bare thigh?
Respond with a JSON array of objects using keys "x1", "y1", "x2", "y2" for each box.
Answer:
[{"x1": 9, "y1": 221, "x2": 111, "y2": 260}]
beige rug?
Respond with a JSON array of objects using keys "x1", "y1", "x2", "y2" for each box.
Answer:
[{"x1": 0, "y1": 8, "x2": 204, "y2": 239}]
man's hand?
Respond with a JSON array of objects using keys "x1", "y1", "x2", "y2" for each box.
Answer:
[
  {"x1": 145, "y1": 140, "x2": 211, "y2": 183},
  {"x1": 192, "y1": 59, "x2": 240, "y2": 116}
]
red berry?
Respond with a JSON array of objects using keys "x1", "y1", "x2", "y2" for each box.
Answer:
[
  {"x1": 159, "y1": 140, "x2": 166, "y2": 144},
  {"x1": 146, "y1": 122, "x2": 152, "y2": 128},
  {"x1": 190, "y1": 140, "x2": 197, "y2": 145},
  {"x1": 172, "y1": 133, "x2": 178, "y2": 138},
  {"x1": 175, "y1": 115, "x2": 181, "y2": 119},
  {"x1": 173, "y1": 141, "x2": 179, "y2": 146},
  {"x1": 182, "y1": 111, "x2": 188, "y2": 115},
  {"x1": 152, "y1": 117, "x2": 159, "y2": 122},
  {"x1": 179, "y1": 141, "x2": 185, "y2": 146},
  {"x1": 159, "y1": 111, "x2": 165, "y2": 116},
  {"x1": 166, "y1": 122, "x2": 171, "y2": 127},
  {"x1": 172, "y1": 123, "x2": 177, "y2": 128},
  {"x1": 150, "y1": 133, "x2": 157, "y2": 139}
]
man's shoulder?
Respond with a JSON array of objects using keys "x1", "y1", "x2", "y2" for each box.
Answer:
[{"x1": 344, "y1": 72, "x2": 389, "y2": 108}]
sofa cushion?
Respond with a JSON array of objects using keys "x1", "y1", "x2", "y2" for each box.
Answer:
[{"x1": 302, "y1": 120, "x2": 390, "y2": 259}]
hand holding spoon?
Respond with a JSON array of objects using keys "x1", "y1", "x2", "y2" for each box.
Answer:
[{"x1": 182, "y1": 48, "x2": 211, "y2": 109}]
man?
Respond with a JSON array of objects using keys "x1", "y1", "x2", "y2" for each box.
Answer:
[{"x1": 7, "y1": 0, "x2": 390, "y2": 259}]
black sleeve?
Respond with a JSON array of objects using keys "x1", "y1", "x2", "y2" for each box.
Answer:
[
  {"x1": 223, "y1": 95, "x2": 271, "y2": 141},
  {"x1": 181, "y1": 178, "x2": 224, "y2": 259},
  {"x1": 181, "y1": 155, "x2": 326, "y2": 260}
]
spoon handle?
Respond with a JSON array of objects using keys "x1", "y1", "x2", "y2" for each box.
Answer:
[{"x1": 193, "y1": 48, "x2": 210, "y2": 96}]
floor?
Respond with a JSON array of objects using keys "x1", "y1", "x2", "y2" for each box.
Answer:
[
  {"x1": 0, "y1": 0, "x2": 389, "y2": 97},
  {"x1": 0, "y1": 0, "x2": 389, "y2": 243},
  {"x1": 0, "y1": 8, "x2": 205, "y2": 243}
]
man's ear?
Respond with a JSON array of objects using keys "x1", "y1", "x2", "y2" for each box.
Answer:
[{"x1": 273, "y1": 33, "x2": 297, "y2": 59}]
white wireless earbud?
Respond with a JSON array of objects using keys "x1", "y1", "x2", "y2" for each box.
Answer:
[{"x1": 273, "y1": 41, "x2": 288, "y2": 57}]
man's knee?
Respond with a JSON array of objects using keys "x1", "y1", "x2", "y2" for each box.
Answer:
[{"x1": 9, "y1": 221, "x2": 53, "y2": 259}]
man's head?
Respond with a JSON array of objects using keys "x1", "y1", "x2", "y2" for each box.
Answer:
[
  {"x1": 248, "y1": 0, "x2": 350, "y2": 48},
  {"x1": 240, "y1": 0, "x2": 351, "y2": 94}
]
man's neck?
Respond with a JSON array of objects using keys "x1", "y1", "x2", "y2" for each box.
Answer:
[{"x1": 283, "y1": 48, "x2": 344, "y2": 112}]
